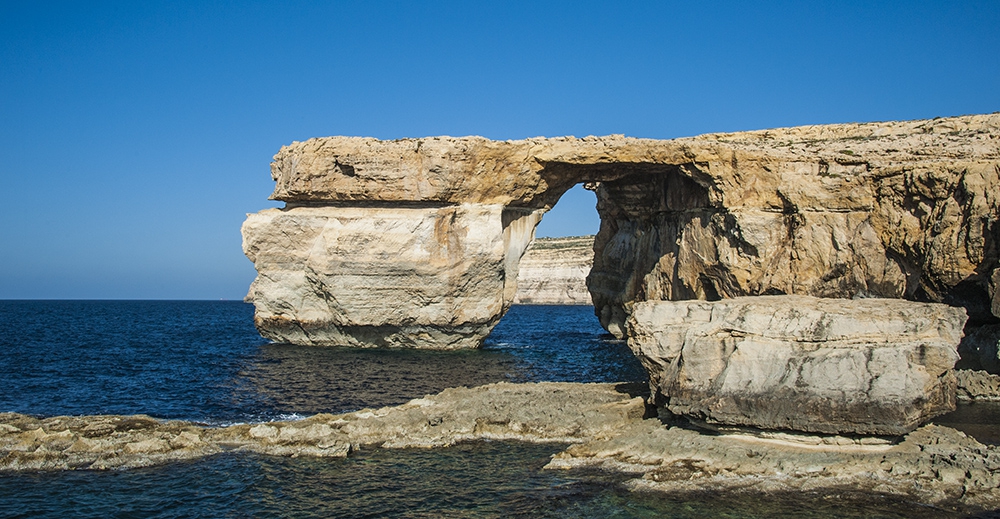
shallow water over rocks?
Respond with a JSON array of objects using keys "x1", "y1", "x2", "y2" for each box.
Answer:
[
  {"x1": 1, "y1": 443, "x2": 977, "y2": 519},
  {"x1": 1, "y1": 301, "x2": 998, "y2": 517}
]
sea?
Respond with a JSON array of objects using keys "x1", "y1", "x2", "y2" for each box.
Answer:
[{"x1": 0, "y1": 300, "x2": 994, "y2": 518}]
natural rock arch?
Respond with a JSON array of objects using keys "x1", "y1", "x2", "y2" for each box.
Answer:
[{"x1": 243, "y1": 115, "x2": 1000, "y2": 351}]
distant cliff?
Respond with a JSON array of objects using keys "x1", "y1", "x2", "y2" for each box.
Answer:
[{"x1": 513, "y1": 236, "x2": 594, "y2": 305}]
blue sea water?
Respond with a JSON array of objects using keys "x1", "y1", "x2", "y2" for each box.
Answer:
[
  {"x1": 0, "y1": 301, "x2": 982, "y2": 518},
  {"x1": 0, "y1": 302, "x2": 644, "y2": 423}
]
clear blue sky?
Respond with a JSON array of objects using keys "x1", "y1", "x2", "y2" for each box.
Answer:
[{"x1": 2, "y1": 1, "x2": 997, "y2": 300}]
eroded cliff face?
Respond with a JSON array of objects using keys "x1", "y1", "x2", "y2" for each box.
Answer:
[
  {"x1": 588, "y1": 115, "x2": 1000, "y2": 338},
  {"x1": 244, "y1": 114, "x2": 999, "y2": 351}
]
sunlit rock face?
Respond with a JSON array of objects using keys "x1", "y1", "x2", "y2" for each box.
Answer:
[
  {"x1": 627, "y1": 296, "x2": 968, "y2": 435},
  {"x1": 243, "y1": 204, "x2": 542, "y2": 349},
  {"x1": 243, "y1": 114, "x2": 999, "y2": 350},
  {"x1": 243, "y1": 135, "x2": 664, "y2": 348}
]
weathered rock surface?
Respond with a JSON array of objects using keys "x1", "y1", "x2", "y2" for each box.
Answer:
[
  {"x1": 244, "y1": 114, "x2": 999, "y2": 350},
  {"x1": 626, "y1": 296, "x2": 968, "y2": 435},
  {"x1": 513, "y1": 235, "x2": 594, "y2": 305},
  {"x1": 588, "y1": 115, "x2": 1000, "y2": 339},
  {"x1": 0, "y1": 382, "x2": 644, "y2": 470},
  {"x1": 957, "y1": 370, "x2": 1000, "y2": 402},
  {"x1": 548, "y1": 420, "x2": 1000, "y2": 512},
  {"x1": 0, "y1": 414, "x2": 221, "y2": 470},
  {"x1": 243, "y1": 204, "x2": 543, "y2": 348},
  {"x1": 4, "y1": 382, "x2": 999, "y2": 512},
  {"x1": 993, "y1": 267, "x2": 1000, "y2": 317}
]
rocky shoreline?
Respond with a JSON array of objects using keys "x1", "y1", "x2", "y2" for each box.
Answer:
[{"x1": 3, "y1": 380, "x2": 999, "y2": 513}]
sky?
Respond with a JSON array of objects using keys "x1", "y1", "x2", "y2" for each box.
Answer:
[{"x1": 1, "y1": 1, "x2": 997, "y2": 300}]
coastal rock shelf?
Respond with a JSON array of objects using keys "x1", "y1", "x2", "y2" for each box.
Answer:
[
  {"x1": 3, "y1": 382, "x2": 999, "y2": 512},
  {"x1": 627, "y1": 296, "x2": 968, "y2": 435},
  {"x1": 243, "y1": 113, "x2": 1000, "y2": 352},
  {"x1": 0, "y1": 383, "x2": 643, "y2": 470}
]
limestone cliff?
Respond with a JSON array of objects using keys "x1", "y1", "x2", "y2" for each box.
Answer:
[
  {"x1": 588, "y1": 115, "x2": 1000, "y2": 338},
  {"x1": 242, "y1": 204, "x2": 539, "y2": 348},
  {"x1": 513, "y1": 236, "x2": 594, "y2": 305},
  {"x1": 243, "y1": 113, "x2": 999, "y2": 349}
]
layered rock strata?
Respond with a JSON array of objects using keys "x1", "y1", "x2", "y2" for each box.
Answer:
[
  {"x1": 513, "y1": 235, "x2": 594, "y2": 305},
  {"x1": 588, "y1": 115, "x2": 1000, "y2": 339},
  {"x1": 244, "y1": 114, "x2": 999, "y2": 351},
  {"x1": 626, "y1": 296, "x2": 968, "y2": 435},
  {"x1": 4, "y1": 382, "x2": 999, "y2": 512},
  {"x1": 243, "y1": 204, "x2": 541, "y2": 348}
]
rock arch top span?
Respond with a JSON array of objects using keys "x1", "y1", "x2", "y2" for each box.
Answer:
[{"x1": 243, "y1": 115, "x2": 1000, "y2": 349}]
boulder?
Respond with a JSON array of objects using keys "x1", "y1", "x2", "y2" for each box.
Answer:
[{"x1": 626, "y1": 296, "x2": 968, "y2": 435}]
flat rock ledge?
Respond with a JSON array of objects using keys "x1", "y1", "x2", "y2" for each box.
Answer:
[
  {"x1": 2, "y1": 382, "x2": 999, "y2": 512},
  {"x1": 0, "y1": 382, "x2": 642, "y2": 471}
]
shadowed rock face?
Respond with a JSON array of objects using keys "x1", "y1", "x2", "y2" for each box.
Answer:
[
  {"x1": 587, "y1": 115, "x2": 1000, "y2": 338},
  {"x1": 243, "y1": 114, "x2": 999, "y2": 351}
]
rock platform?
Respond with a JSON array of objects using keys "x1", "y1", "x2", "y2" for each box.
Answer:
[{"x1": 3, "y1": 382, "x2": 999, "y2": 513}]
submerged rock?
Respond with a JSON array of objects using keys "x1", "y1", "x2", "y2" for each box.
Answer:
[
  {"x1": 626, "y1": 296, "x2": 968, "y2": 435},
  {"x1": 3, "y1": 382, "x2": 999, "y2": 512}
]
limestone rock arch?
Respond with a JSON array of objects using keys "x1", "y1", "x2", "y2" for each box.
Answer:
[{"x1": 242, "y1": 115, "x2": 1000, "y2": 349}]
